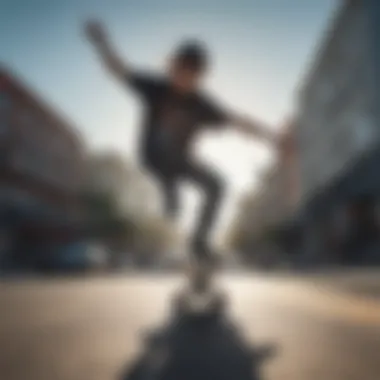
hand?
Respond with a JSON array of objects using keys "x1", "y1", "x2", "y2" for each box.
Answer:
[
  {"x1": 84, "y1": 19, "x2": 108, "y2": 46},
  {"x1": 273, "y1": 133, "x2": 290, "y2": 156}
]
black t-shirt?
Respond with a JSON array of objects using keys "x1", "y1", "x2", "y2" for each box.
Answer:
[{"x1": 127, "y1": 71, "x2": 230, "y2": 166}]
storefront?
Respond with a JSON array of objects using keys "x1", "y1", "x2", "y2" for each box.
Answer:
[
  {"x1": 301, "y1": 146, "x2": 380, "y2": 265},
  {"x1": 0, "y1": 68, "x2": 86, "y2": 273},
  {"x1": 0, "y1": 184, "x2": 83, "y2": 271}
]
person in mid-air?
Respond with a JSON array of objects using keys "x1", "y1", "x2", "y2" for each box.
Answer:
[{"x1": 85, "y1": 20, "x2": 279, "y2": 264}]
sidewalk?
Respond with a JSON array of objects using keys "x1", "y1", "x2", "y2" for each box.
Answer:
[
  {"x1": 317, "y1": 270, "x2": 380, "y2": 300},
  {"x1": 280, "y1": 267, "x2": 380, "y2": 301},
  {"x1": 247, "y1": 265, "x2": 380, "y2": 301}
]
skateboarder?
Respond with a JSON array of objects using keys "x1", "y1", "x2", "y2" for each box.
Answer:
[{"x1": 85, "y1": 20, "x2": 278, "y2": 264}]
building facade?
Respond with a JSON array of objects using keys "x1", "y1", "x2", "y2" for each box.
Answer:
[
  {"x1": 228, "y1": 116, "x2": 300, "y2": 264},
  {"x1": 0, "y1": 68, "x2": 87, "y2": 268},
  {"x1": 297, "y1": 0, "x2": 376, "y2": 202},
  {"x1": 295, "y1": 0, "x2": 380, "y2": 265},
  {"x1": 250, "y1": 117, "x2": 300, "y2": 229},
  {"x1": 277, "y1": 118, "x2": 300, "y2": 219}
]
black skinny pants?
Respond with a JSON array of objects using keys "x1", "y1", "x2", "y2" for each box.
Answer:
[{"x1": 147, "y1": 156, "x2": 224, "y2": 246}]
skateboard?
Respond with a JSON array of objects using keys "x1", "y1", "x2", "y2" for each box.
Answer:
[
  {"x1": 122, "y1": 253, "x2": 276, "y2": 380},
  {"x1": 172, "y1": 254, "x2": 227, "y2": 322}
]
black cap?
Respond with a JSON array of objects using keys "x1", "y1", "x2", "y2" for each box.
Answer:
[{"x1": 173, "y1": 39, "x2": 209, "y2": 72}]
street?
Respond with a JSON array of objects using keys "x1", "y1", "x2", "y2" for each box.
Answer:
[{"x1": 0, "y1": 273, "x2": 380, "y2": 380}]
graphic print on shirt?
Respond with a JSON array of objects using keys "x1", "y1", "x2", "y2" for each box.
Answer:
[{"x1": 156, "y1": 97, "x2": 197, "y2": 154}]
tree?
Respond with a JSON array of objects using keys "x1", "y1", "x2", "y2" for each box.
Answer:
[
  {"x1": 80, "y1": 190, "x2": 135, "y2": 265},
  {"x1": 80, "y1": 190, "x2": 119, "y2": 220}
]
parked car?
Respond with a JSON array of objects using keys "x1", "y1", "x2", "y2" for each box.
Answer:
[{"x1": 37, "y1": 242, "x2": 108, "y2": 274}]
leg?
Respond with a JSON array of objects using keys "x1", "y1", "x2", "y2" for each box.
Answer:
[
  {"x1": 154, "y1": 170, "x2": 180, "y2": 220},
  {"x1": 182, "y1": 160, "x2": 224, "y2": 259}
]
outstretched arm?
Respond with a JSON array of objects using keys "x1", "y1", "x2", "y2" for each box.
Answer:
[
  {"x1": 229, "y1": 114, "x2": 278, "y2": 145},
  {"x1": 84, "y1": 20, "x2": 129, "y2": 81},
  {"x1": 201, "y1": 96, "x2": 278, "y2": 146}
]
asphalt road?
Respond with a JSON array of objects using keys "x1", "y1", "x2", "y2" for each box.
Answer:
[{"x1": 0, "y1": 273, "x2": 380, "y2": 380}]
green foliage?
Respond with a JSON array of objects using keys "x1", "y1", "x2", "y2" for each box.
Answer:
[
  {"x1": 80, "y1": 190, "x2": 119, "y2": 219},
  {"x1": 80, "y1": 189, "x2": 174, "y2": 259},
  {"x1": 80, "y1": 190, "x2": 132, "y2": 239}
]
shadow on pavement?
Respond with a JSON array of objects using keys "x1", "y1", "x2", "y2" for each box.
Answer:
[{"x1": 120, "y1": 309, "x2": 277, "y2": 380}]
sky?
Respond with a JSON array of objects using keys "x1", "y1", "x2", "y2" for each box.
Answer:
[{"x1": 1, "y1": 0, "x2": 339, "y2": 241}]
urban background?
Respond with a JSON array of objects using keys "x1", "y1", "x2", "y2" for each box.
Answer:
[
  {"x1": 227, "y1": 0, "x2": 380, "y2": 269},
  {"x1": 0, "y1": 67, "x2": 182, "y2": 274},
  {"x1": 1, "y1": 0, "x2": 380, "y2": 275},
  {"x1": 3, "y1": 2, "x2": 380, "y2": 380}
]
